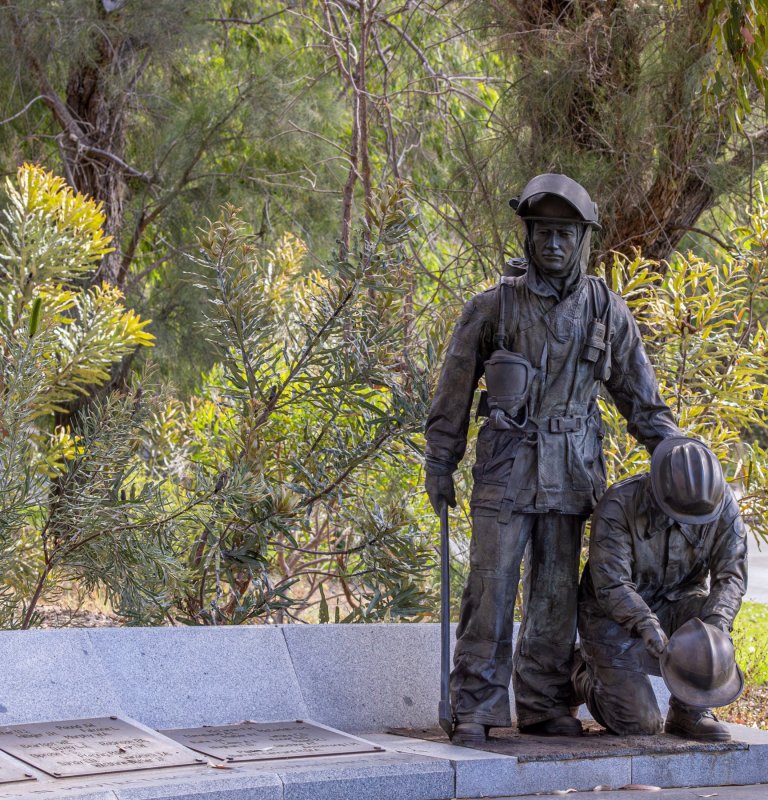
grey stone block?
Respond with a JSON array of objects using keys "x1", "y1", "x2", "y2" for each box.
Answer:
[
  {"x1": 86, "y1": 628, "x2": 307, "y2": 729},
  {"x1": 0, "y1": 631, "x2": 122, "y2": 725},
  {"x1": 0, "y1": 765, "x2": 283, "y2": 800},
  {"x1": 631, "y1": 748, "x2": 755, "y2": 788},
  {"x1": 366, "y1": 732, "x2": 631, "y2": 798},
  {"x1": 649, "y1": 675, "x2": 671, "y2": 717},
  {"x1": 728, "y1": 723, "x2": 768, "y2": 745},
  {"x1": 112, "y1": 769, "x2": 282, "y2": 800},
  {"x1": 281, "y1": 624, "x2": 678, "y2": 734},
  {"x1": 389, "y1": 743, "x2": 630, "y2": 799},
  {"x1": 0, "y1": 784, "x2": 118, "y2": 799},
  {"x1": 510, "y1": 756, "x2": 631, "y2": 797},
  {"x1": 282, "y1": 623, "x2": 463, "y2": 732},
  {"x1": 632, "y1": 724, "x2": 768, "y2": 788},
  {"x1": 251, "y1": 752, "x2": 454, "y2": 800}
]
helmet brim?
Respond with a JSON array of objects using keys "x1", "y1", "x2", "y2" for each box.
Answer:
[
  {"x1": 650, "y1": 436, "x2": 726, "y2": 525},
  {"x1": 513, "y1": 211, "x2": 602, "y2": 232},
  {"x1": 509, "y1": 173, "x2": 601, "y2": 229},
  {"x1": 660, "y1": 650, "x2": 744, "y2": 709}
]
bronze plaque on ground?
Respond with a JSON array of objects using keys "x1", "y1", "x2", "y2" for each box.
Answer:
[
  {"x1": 162, "y1": 720, "x2": 384, "y2": 762},
  {"x1": 0, "y1": 717, "x2": 206, "y2": 778},
  {"x1": 0, "y1": 758, "x2": 35, "y2": 785}
]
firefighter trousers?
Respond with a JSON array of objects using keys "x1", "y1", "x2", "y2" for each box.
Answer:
[
  {"x1": 450, "y1": 510, "x2": 585, "y2": 728},
  {"x1": 574, "y1": 594, "x2": 709, "y2": 736}
]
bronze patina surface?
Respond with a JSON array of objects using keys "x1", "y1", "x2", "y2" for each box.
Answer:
[
  {"x1": 425, "y1": 173, "x2": 682, "y2": 737},
  {"x1": 162, "y1": 720, "x2": 383, "y2": 762},
  {"x1": 0, "y1": 717, "x2": 205, "y2": 777},
  {"x1": 388, "y1": 723, "x2": 745, "y2": 761}
]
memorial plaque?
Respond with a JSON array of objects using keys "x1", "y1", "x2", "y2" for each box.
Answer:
[
  {"x1": 162, "y1": 720, "x2": 384, "y2": 762},
  {"x1": 0, "y1": 758, "x2": 34, "y2": 785},
  {"x1": 0, "y1": 717, "x2": 206, "y2": 778}
]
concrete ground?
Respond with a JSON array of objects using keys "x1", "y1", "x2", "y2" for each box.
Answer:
[
  {"x1": 746, "y1": 540, "x2": 768, "y2": 605},
  {"x1": 504, "y1": 787, "x2": 767, "y2": 800}
]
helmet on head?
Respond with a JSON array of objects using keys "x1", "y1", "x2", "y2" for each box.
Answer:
[
  {"x1": 650, "y1": 437, "x2": 725, "y2": 524},
  {"x1": 660, "y1": 618, "x2": 744, "y2": 709},
  {"x1": 510, "y1": 173, "x2": 601, "y2": 230}
]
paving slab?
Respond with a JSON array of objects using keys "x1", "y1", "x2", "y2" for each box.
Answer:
[
  {"x1": 374, "y1": 723, "x2": 768, "y2": 797},
  {"x1": 367, "y1": 732, "x2": 629, "y2": 798},
  {"x1": 111, "y1": 767, "x2": 282, "y2": 800},
  {"x1": 502, "y1": 786, "x2": 768, "y2": 800},
  {"x1": 86, "y1": 628, "x2": 307, "y2": 729},
  {"x1": 0, "y1": 631, "x2": 122, "y2": 726},
  {"x1": 0, "y1": 784, "x2": 118, "y2": 799},
  {"x1": 241, "y1": 751, "x2": 454, "y2": 800},
  {"x1": 0, "y1": 763, "x2": 282, "y2": 800}
]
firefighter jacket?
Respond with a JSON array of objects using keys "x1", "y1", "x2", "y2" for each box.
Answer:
[
  {"x1": 425, "y1": 261, "x2": 680, "y2": 517},
  {"x1": 579, "y1": 474, "x2": 747, "y2": 658}
]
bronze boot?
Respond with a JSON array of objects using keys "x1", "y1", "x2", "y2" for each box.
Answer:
[{"x1": 664, "y1": 705, "x2": 731, "y2": 742}]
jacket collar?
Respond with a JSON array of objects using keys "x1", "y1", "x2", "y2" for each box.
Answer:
[
  {"x1": 640, "y1": 479, "x2": 702, "y2": 545},
  {"x1": 525, "y1": 262, "x2": 586, "y2": 301}
]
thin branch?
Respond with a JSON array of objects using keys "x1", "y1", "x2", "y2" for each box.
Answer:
[
  {"x1": 0, "y1": 95, "x2": 47, "y2": 126},
  {"x1": 665, "y1": 225, "x2": 731, "y2": 252},
  {"x1": 207, "y1": 8, "x2": 291, "y2": 26},
  {"x1": 79, "y1": 143, "x2": 153, "y2": 183}
]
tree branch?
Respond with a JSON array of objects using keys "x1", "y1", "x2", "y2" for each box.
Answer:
[{"x1": 0, "y1": 95, "x2": 47, "y2": 126}]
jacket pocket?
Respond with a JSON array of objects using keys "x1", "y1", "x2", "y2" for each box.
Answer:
[
  {"x1": 567, "y1": 415, "x2": 604, "y2": 491},
  {"x1": 474, "y1": 424, "x2": 524, "y2": 486}
]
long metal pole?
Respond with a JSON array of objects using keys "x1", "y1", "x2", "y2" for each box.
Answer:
[{"x1": 438, "y1": 501, "x2": 452, "y2": 738}]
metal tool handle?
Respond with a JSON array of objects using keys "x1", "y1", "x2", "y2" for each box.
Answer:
[{"x1": 438, "y1": 501, "x2": 453, "y2": 738}]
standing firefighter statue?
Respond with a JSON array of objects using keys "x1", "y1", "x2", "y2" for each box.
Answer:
[{"x1": 425, "y1": 174, "x2": 681, "y2": 744}]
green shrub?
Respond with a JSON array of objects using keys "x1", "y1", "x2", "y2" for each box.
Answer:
[{"x1": 733, "y1": 601, "x2": 768, "y2": 687}]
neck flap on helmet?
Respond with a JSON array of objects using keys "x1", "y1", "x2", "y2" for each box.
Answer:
[{"x1": 523, "y1": 220, "x2": 591, "y2": 299}]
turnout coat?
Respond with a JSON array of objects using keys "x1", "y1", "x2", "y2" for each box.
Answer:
[{"x1": 425, "y1": 261, "x2": 680, "y2": 518}]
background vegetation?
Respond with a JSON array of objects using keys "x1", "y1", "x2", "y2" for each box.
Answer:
[{"x1": 0, "y1": 0, "x2": 767, "y2": 686}]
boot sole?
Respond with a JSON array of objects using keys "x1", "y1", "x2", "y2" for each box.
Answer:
[
  {"x1": 664, "y1": 722, "x2": 731, "y2": 742},
  {"x1": 520, "y1": 724, "x2": 584, "y2": 737},
  {"x1": 452, "y1": 737, "x2": 487, "y2": 746}
]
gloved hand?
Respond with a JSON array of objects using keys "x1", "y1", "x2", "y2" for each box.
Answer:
[
  {"x1": 702, "y1": 614, "x2": 731, "y2": 633},
  {"x1": 425, "y1": 473, "x2": 456, "y2": 515},
  {"x1": 637, "y1": 620, "x2": 668, "y2": 658}
]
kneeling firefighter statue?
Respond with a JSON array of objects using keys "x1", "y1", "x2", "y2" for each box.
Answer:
[{"x1": 425, "y1": 173, "x2": 681, "y2": 743}]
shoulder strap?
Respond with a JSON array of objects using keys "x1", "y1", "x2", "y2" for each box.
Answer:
[
  {"x1": 495, "y1": 276, "x2": 520, "y2": 350},
  {"x1": 585, "y1": 275, "x2": 608, "y2": 319}
]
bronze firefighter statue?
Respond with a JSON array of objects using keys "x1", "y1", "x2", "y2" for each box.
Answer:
[
  {"x1": 574, "y1": 437, "x2": 746, "y2": 741},
  {"x1": 425, "y1": 173, "x2": 681, "y2": 743}
]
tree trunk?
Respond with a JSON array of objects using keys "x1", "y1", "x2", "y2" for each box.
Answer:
[
  {"x1": 481, "y1": 1, "x2": 766, "y2": 266},
  {"x1": 62, "y1": 22, "x2": 141, "y2": 287}
]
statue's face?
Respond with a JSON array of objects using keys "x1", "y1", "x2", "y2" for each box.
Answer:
[{"x1": 530, "y1": 220, "x2": 581, "y2": 277}]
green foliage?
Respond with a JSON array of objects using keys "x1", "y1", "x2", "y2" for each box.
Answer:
[
  {"x1": 705, "y1": 0, "x2": 768, "y2": 121},
  {"x1": 1, "y1": 165, "x2": 153, "y2": 419},
  {"x1": 733, "y1": 601, "x2": 768, "y2": 686},
  {"x1": 145, "y1": 185, "x2": 438, "y2": 624},
  {"x1": 0, "y1": 164, "x2": 157, "y2": 627},
  {"x1": 0, "y1": 0, "x2": 766, "y2": 628},
  {"x1": 599, "y1": 198, "x2": 768, "y2": 543},
  {"x1": 0, "y1": 169, "x2": 445, "y2": 626}
]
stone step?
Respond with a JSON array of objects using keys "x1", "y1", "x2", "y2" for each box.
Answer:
[
  {"x1": 0, "y1": 625, "x2": 761, "y2": 798},
  {"x1": 369, "y1": 726, "x2": 768, "y2": 798},
  {"x1": 0, "y1": 724, "x2": 763, "y2": 799}
]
